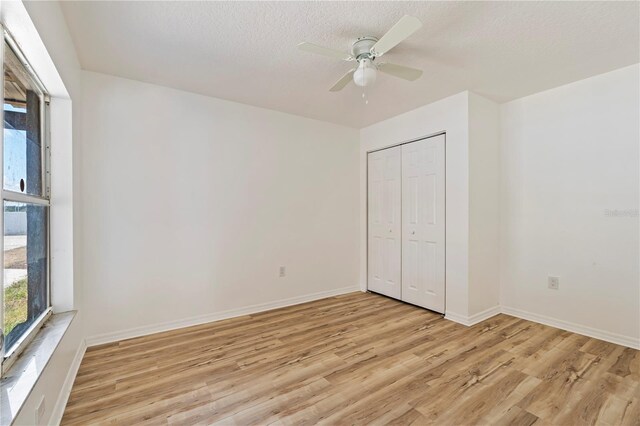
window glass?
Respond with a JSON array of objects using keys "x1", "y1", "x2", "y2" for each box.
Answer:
[
  {"x1": 3, "y1": 202, "x2": 48, "y2": 351},
  {"x1": 3, "y1": 40, "x2": 43, "y2": 196}
]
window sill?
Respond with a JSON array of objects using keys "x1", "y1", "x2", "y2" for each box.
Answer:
[{"x1": 0, "y1": 311, "x2": 76, "y2": 425}]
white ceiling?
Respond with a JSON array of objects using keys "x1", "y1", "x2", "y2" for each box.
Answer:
[{"x1": 60, "y1": 1, "x2": 639, "y2": 128}]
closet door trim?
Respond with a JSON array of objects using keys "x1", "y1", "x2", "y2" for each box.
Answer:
[
  {"x1": 367, "y1": 131, "x2": 446, "y2": 154},
  {"x1": 366, "y1": 132, "x2": 446, "y2": 314}
]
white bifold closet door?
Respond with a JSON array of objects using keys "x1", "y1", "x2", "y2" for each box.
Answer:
[
  {"x1": 367, "y1": 146, "x2": 402, "y2": 299},
  {"x1": 401, "y1": 135, "x2": 445, "y2": 313}
]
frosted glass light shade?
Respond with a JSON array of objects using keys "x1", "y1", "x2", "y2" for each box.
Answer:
[{"x1": 353, "y1": 59, "x2": 377, "y2": 87}]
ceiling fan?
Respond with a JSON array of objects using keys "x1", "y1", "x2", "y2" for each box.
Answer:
[{"x1": 297, "y1": 15, "x2": 423, "y2": 92}]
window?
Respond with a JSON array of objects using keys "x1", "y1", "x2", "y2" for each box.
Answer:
[{"x1": 1, "y1": 34, "x2": 50, "y2": 373}]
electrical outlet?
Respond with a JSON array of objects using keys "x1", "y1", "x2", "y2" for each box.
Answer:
[
  {"x1": 548, "y1": 276, "x2": 560, "y2": 290},
  {"x1": 35, "y1": 396, "x2": 45, "y2": 425},
  {"x1": 279, "y1": 266, "x2": 286, "y2": 277}
]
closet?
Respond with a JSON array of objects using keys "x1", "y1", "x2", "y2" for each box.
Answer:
[{"x1": 367, "y1": 134, "x2": 445, "y2": 313}]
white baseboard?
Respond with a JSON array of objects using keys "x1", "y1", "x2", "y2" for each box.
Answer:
[
  {"x1": 470, "y1": 305, "x2": 502, "y2": 324},
  {"x1": 50, "y1": 339, "x2": 86, "y2": 425},
  {"x1": 445, "y1": 305, "x2": 501, "y2": 326},
  {"x1": 501, "y1": 306, "x2": 640, "y2": 350},
  {"x1": 444, "y1": 305, "x2": 638, "y2": 349},
  {"x1": 86, "y1": 286, "x2": 361, "y2": 347}
]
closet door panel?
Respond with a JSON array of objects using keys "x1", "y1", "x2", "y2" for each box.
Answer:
[
  {"x1": 401, "y1": 135, "x2": 445, "y2": 312},
  {"x1": 367, "y1": 146, "x2": 402, "y2": 299}
]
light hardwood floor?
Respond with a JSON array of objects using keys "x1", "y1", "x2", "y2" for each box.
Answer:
[{"x1": 62, "y1": 292, "x2": 639, "y2": 425}]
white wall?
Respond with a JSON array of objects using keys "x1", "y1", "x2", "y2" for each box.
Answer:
[
  {"x1": 80, "y1": 71, "x2": 360, "y2": 341},
  {"x1": 500, "y1": 64, "x2": 640, "y2": 347},
  {"x1": 360, "y1": 92, "x2": 472, "y2": 318},
  {"x1": 468, "y1": 93, "x2": 501, "y2": 317}
]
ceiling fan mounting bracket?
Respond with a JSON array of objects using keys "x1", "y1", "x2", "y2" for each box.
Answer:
[{"x1": 352, "y1": 36, "x2": 378, "y2": 61}]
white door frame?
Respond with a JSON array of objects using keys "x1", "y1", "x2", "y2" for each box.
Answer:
[{"x1": 366, "y1": 131, "x2": 446, "y2": 314}]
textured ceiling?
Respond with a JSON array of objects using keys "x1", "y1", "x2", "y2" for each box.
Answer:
[{"x1": 60, "y1": 1, "x2": 639, "y2": 128}]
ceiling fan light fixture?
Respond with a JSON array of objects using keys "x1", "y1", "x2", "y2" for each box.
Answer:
[
  {"x1": 353, "y1": 58, "x2": 377, "y2": 87},
  {"x1": 297, "y1": 15, "x2": 423, "y2": 92}
]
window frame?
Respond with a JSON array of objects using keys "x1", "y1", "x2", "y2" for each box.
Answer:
[{"x1": 0, "y1": 28, "x2": 52, "y2": 375}]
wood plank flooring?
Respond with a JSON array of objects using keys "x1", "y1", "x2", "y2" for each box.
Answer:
[{"x1": 62, "y1": 292, "x2": 640, "y2": 425}]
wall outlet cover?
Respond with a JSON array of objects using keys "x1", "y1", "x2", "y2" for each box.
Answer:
[{"x1": 548, "y1": 276, "x2": 560, "y2": 290}]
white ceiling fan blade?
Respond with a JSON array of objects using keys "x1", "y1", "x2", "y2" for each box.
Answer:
[
  {"x1": 298, "y1": 42, "x2": 354, "y2": 61},
  {"x1": 371, "y1": 15, "x2": 422, "y2": 57},
  {"x1": 329, "y1": 69, "x2": 356, "y2": 92},
  {"x1": 378, "y1": 63, "x2": 423, "y2": 81}
]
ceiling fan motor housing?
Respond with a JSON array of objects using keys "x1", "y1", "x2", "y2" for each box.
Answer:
[{"x1": 352, "y1": 36, "x2": 378, "y2": 61}]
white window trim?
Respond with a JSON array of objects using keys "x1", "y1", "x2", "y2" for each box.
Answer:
[
  {"x1": 0, "y1": 27, "x2": 52, "y2": 377},
  {"x1": 1, "y1": 308, "x2": 51, "y2": 373}
]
